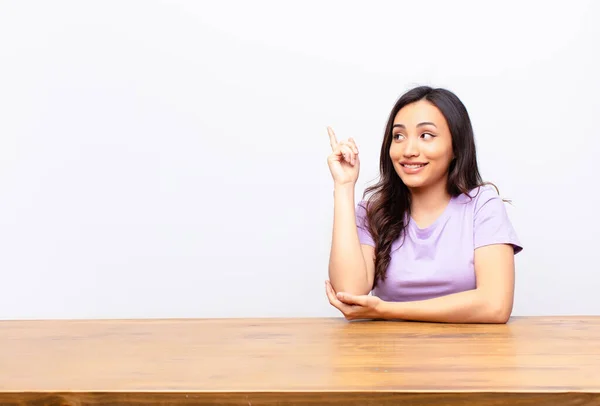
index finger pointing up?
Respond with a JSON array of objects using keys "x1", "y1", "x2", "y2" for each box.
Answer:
[{"x1": 327, "y1": 126, "x2": 338, "y2": 150}]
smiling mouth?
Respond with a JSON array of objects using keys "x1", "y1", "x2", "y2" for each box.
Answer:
[{"x1": 401, "y1": 163, "x2": 428, "y2": 168}]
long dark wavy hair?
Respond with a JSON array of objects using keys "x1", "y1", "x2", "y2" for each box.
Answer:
[{"x1": 363, "y1": 86, "x2": 494, "y2": 288}]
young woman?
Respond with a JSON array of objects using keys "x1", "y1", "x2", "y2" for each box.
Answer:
[{"x1": 325, "y1": 86, "x2": 522, "y2": 324}]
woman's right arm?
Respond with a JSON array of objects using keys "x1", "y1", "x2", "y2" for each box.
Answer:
[
  {"x1": 328, "y1": 184, "x2": 375, "y2": 295},
  {"x1": 326, "y1": 127, "x2": 375, "y2": 295}
]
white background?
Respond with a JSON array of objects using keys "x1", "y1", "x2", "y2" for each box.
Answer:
[{"x1": 0, "y1": 0, "x2": 598, "y2": 319}]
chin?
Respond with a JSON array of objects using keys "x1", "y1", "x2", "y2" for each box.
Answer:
[
  {"x1": 395, "y1": 172, "x2": 424, "y2": 188},
  {"x1": 403, "y1": 180, "x2": 427, "y2": 190}
]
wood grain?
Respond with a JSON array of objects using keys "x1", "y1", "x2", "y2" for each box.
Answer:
[{"x1": 1, "y1": 317, "x2": 599, "y2": 405}]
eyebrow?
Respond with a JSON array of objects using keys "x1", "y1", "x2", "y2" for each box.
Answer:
[{"x1": 393, "y1": 122, "x2": 437, "y2": 129}]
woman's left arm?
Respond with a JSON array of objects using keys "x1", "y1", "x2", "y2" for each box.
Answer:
[{"x1": 376, "y1": 243, "x2": 515, "y2": 323}]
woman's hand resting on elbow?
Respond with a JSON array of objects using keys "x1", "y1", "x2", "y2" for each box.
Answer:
[{"x1": 325, "y1": 280, "x2": 383, "y2": 321}]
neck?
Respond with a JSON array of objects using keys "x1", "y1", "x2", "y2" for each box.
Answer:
[{"x1": 409, "y1": 179, "x2": 451, "y2": 215}]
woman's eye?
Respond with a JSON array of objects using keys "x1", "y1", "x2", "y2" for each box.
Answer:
[
  {"x1": 421, "y1": 132, "x2": 435, "y2": 139},
  {"x1": 393, "y1": 133, "x2": 405, "y2": 140}
]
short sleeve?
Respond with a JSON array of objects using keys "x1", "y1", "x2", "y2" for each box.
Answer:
[
  {"x1": 355, "y1": 200, "x2": 376, "y2": 247},
  {"x1": 473, "y1": 187, "x2": 523, "y2": 254}
]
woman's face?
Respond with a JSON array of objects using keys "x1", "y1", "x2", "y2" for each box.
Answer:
[{"x1": 389, "y1": 100, "x2": 455, "y2": 191}]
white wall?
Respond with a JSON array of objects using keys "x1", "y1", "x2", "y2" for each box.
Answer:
[{"x1": 0, "y1": 0, "x2": 598, "y2": 319}]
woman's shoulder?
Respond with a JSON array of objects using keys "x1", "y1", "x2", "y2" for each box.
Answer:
[
  {"x1": 454, "y1": 184, "x2": 503, "y2": 209},
  {"x1": 355, "y1": 199, "x2": 371, "y2": 228}
]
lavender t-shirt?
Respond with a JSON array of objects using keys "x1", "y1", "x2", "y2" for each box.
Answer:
[{"x1": 355, "y1": 185, "x2": 522, "y2": 302}]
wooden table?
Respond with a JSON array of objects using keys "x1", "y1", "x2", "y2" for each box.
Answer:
[{"x1": 0, "y1": 317, "x2": 599, "y2": 405}]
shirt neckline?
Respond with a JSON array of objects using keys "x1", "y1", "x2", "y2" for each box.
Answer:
[{"x1": 409, "y1": 196, "x2": 456, "y2": 235}]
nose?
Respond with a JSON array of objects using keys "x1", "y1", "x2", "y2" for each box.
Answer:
[{"x1": 402, "y1": 136, "x2": 420, "y2": 158}]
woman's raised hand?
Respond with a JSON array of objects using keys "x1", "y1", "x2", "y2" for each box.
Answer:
[{"x1": 326, "y1": 126, "x2": 360, "y2": 186}]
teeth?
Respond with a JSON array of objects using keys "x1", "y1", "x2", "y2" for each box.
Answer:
[{"x1": 403, "y1": 164, "x2": 425, "y2": 168}]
